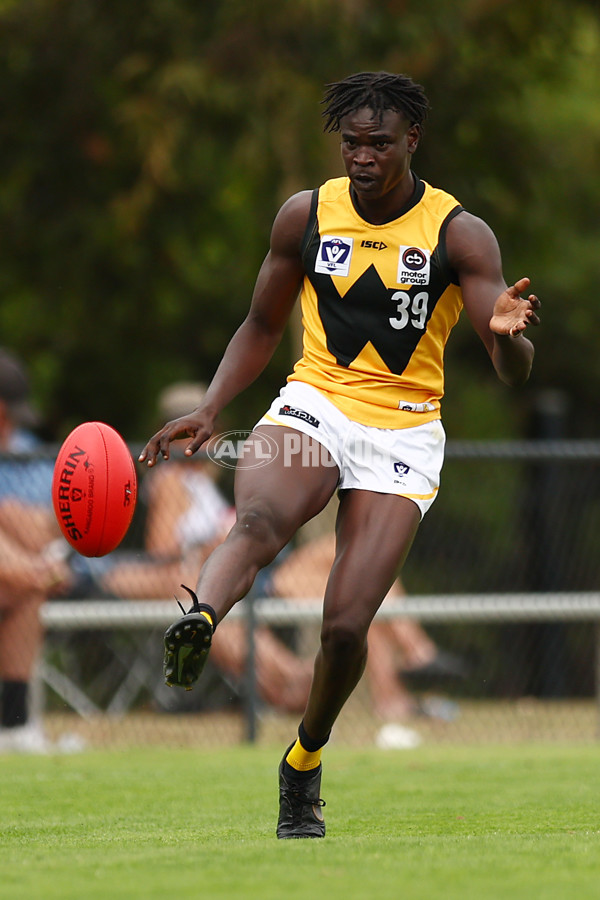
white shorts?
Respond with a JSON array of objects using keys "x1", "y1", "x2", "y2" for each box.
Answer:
[{"x1": 256, "y1": 381, "x2": 445, "y2": 518}]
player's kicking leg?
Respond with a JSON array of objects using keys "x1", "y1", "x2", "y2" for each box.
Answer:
[{"x1": 161, "y1": 425, "x2": 339, "y2": 691}]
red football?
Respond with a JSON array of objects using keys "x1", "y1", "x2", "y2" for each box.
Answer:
[{"x1": 52, "y1": 421, "x2": 137, "y2": 557}]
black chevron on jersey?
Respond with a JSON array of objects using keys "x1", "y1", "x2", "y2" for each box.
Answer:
[{"x1": 306, "y1": 261, "x2": 449, "y2": 377}]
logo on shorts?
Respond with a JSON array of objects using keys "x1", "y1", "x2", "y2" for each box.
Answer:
[
  {"x1": 393, "y1": 461, "x2": 411, "y2": 484},
  {"x1": 315, "y1": 236, "x2": 354, "y2": 276},
  {"x1": 278, "y1": 405, "x2": 320, "y2": 428},
  {"x1": 397, "y1": 246, "x2": 430, "y2": 285}
]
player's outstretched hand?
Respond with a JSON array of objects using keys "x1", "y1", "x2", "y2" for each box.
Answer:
[
  {"x1": 489, "y1": 277, "x2": 541, "y2": 337},
  {"x1": 138, "y1": 412, "x2": 214, "y2": 466}
]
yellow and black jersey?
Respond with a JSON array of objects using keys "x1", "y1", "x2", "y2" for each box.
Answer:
[{"x1": 288, "y1": 175, "x2": 464, "y2": 428}]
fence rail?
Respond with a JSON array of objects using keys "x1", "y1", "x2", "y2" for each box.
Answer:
[{"x1": 42, "y1": 593, "x2": 600, "y2": 628}]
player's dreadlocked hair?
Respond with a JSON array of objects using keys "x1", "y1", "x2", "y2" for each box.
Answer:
[{"x1": 321, "y1": 72, "x2": 429, "y2": 133}]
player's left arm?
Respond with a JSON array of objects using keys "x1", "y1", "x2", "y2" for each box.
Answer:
[{"x1": 446, "y1": 211, "x2": 540, "y2": 386}]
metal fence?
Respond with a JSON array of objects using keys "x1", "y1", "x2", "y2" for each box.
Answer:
[{"x1": 3, "y1": 439, "x2": 600, "y2": 750}]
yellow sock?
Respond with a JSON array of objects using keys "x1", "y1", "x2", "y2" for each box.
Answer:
[
  {"x1": 199, "y1": 611, "x2": 213, "y2": 628},
  {"x1": 286, "y1": 738, "x2": 322, "y2": 772}
]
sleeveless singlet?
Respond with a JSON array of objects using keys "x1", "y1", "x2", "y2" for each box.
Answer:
[{"x1": 288, "y1": 175, "x2": 464, "y2": 429}]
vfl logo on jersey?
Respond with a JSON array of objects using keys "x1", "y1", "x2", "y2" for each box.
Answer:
[
  {"x1": 279, "y1": 405, "x2": 320, "y2": 428},
  {"x1": 397, "y1": 246, "x2": 430, "y2": 285},
  {"x1": 315, "y1": 235, "x2": 354, "y2": 277}
]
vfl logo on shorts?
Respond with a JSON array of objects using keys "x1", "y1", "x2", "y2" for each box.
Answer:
[
  {"x1": 397, "y1": 246, "x2": 430, "y2": 285},
  {"x1": 393, "y1": 461, "x2": 411, "y2": 484},
  {"x1": 315, "y1": 236, "x2": 354, "y2": 276},
  {"x1": 279, "y1": 405, "x2": 320, "y2": 428}
]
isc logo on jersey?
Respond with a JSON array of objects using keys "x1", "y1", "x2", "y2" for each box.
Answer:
[
  {"x1": 315, "y1": 236, "x2": 354, "y2": 276},
  {"x1": 397, "y1": 246, "x2": 431, "y2": 285}
]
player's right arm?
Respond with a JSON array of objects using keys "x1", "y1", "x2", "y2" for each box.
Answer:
[{"x1": 139, "y1": 190, "x2": 312, "y2": 465}]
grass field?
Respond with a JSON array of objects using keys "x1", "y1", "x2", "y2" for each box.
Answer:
[{"x1": 1, "y1": 742, "x2": 599, "y2": 900}]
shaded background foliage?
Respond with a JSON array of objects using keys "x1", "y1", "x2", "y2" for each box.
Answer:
[{"x1": 0, "y1": 0, "x2": 599, "y2": 441}]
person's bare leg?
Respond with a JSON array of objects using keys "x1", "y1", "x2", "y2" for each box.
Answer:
[
  {"x1": 269, "y1": 533, "x2": 335, "y2": 598},
  {"x1": 210, "y1": 622, "x2": 312, "y2": 713},
  {"x1": 162, "y1": 426, "x2": 339, "y2": 689},
  {"x1": 366, "y1": 622, "x2": 418, "y2": 719},
  {"x1": 301, "y1": 490, "x2": 421, "y2": 741},
  {"x1": 190, "y1": 427, "x2": 340, "y2": 622},
  {"x1": 0, "y1": 530, "x2": 67, "y2": 594},
  {"x1": 0, "y1": 501, "x2": 60, "y2": 552},
  {"x1": 387, "y1": 618, "x2": 437, "y2": 668},
  {"x1": 0, "y1": 589, "x2": 44, "y2": 682}
]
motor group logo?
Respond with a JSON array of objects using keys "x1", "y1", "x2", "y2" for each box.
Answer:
[
  {"x1": 315, "y1": 235, "x2": 354, "y2": 276},
  {"x1": 397, "y1": 245, "x2": 430, "y2": 285},
  {"x1": 205, "y1": 431, "x2": 279, "y2": 469}
]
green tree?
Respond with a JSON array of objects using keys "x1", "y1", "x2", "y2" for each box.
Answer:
[{"x1": 0, "y1": 0, "x2": 598, "y2": 440}]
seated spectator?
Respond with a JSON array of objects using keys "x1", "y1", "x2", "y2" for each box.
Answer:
[{"x1": 0, "y1": 348, "x2": 69, "y2": 753}]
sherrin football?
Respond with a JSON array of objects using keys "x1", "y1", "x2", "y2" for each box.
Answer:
[{"x1": 52, "y1": 421, "x2": 137, "y2": 557}]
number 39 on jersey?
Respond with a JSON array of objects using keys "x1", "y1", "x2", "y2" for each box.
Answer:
[{"x1": 389, "y1": 291, "x2": 429, "y2": 331}]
